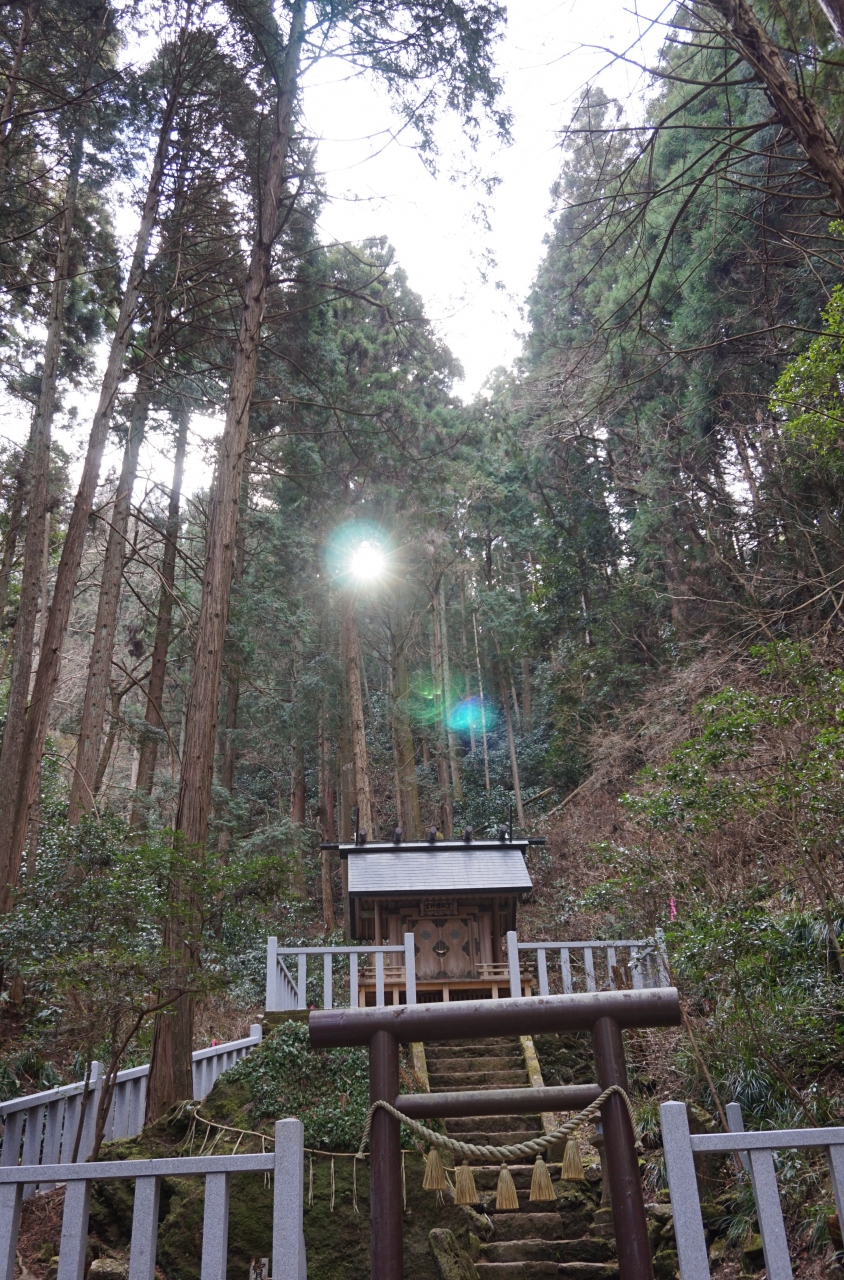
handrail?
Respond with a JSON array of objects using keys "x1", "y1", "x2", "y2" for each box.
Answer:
[
  {"x1": 662, "y1": 1100, "x2": 844, "y2": 1280},
  {"x1": 0, "y1": 1025, "x2": 263, "y2": 1182},
  {"x1": 0, "y1": 1119, "x2": 306, "y2": 1280}
]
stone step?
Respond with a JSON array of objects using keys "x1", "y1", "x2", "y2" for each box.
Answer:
[
  {"x1": 428, "y1": 1069, "x2": 528, "y2": 1088},
  {"x1": 481, "y1": 1240, "x2": 615, "y2": 1264},
  {"x1": 446, "y1": 1114, "x2": 542, "y2": 1134},
  {"x1": 486, "y1": 1213, "x2": 567, "y2": 1240},
  {"x1": 426, "y1": 1040, "x2": 519, "y2": 1056},
  {"x1": 429, "y1": 1055, "x2": 523, "y2": 1073},
  {"x1": 475, "y1": 1263, "x2": 618, "y2": 1279}
]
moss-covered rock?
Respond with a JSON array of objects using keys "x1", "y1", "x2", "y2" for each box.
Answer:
[
  {"x1": 427, "y1": 1228, "x2": 479, "y2": 1280},
  {"x1": 88, "y1": 1024, "x2": 478, "y2": 1280}
]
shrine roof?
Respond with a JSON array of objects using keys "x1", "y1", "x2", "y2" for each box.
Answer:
[{"x1": 345, "y1": 842, "x2": 533, "y2": 896}]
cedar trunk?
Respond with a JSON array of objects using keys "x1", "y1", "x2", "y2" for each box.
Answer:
[
  {"x1": 343, "y1": 594, "x2": 373, "y2": 836},
  {"x1": 390, "y1": 632, "x2": 420, "y2": 838},
  {"x1": 147, "y1": 5, "x2": 306, "y2": 1123},
  {"x1": 131, "y1": 401, "x2": 189, "y2": 824},
  {"x1": 67, "y1": 352, "x2": 157, "y2": 822},
  {"x1": 0, "y1": 54, "x2": 185, "y2": 902},
  {"x1": 0, "y1": 123, "x2": 83, "y2": 907}
]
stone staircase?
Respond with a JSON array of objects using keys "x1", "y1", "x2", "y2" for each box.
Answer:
[{"x1": 424, "y1": 1039, "x2": 618, "y2": 1279}]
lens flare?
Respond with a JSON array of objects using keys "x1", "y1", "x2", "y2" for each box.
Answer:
[
  {"x1": 348, "y1": 540, "x2": 387, "y2": 582},
  {"x1": 447, "y1": 697, "x2": 498, "y2": 734},
  {"x1": 325, "y1": 520, "x2": 391, "y2": 588}
]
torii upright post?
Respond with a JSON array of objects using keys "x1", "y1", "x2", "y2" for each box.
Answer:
[{"x1": 310, "y1": 987, "x2": 680, "y2": 1280}]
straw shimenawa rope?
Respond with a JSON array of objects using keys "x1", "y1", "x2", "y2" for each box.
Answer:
[{"x1": 356, "y1": 1084, "x2": 636, "y2": 1163}]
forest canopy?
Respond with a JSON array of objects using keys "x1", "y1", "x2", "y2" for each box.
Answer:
[{"x1": 1, "y1": 0, "x2": 844, "y2": 1210}]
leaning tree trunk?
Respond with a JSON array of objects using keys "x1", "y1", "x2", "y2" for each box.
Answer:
[
  {"x1": 131, "y1": 400, "x2": 189, "y2": 826},
  {"x1": 0, "y1": 121, "x2": 84, "y2": 907},
  {"x1": 0, "y1": 49, "x2": 185, "y2": 905},
  {"x1": 701, "y1": 0, "x2": 844, "y2": 214},
  {"x1": 147, "y1": 3, "x2": 307, "y2": 1123},
  {"x1": 67, "y1": 317, "x2": 164, "y2": 822}
]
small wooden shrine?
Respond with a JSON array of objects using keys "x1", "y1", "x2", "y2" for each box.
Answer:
[{"x1": 340, "y1": 833, "x2": 534, "y2": 1004}]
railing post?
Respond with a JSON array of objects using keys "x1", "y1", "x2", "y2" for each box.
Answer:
[
  {"x1": 324, "y1": 952, "x2": 333, "y2": 1010},
  {"x1": 536, "y1": 947, "x2": 549, "y2": 996},
  {"x1": 266, "y1": 937, "x2": 279, "y2": 1012},
  {"x1": 57, "y1": 1179, "x2": 92, "y2": 1280},
  {"x1": 660, "y1": 1102, "x2": 709, "y2": 1280},
  {"x1": 274, "y1": 1118, "x2": 306, "y2": 1280},
  {"x1": 726, "y1": 1102, "x2": 792, "y2": 1280},
  {"x1": 128, "y1": 1176, "x2": 160, "y2": 1280},
  {"x1": 250, "y1": 1024, "x2": 263, "y2": 1043},
  {"x1": 506, "y1": 930, "x2": 520, "y2": 998},
  {"x1": 375, "y1": 950, "x2": 385, "y2": 1007},
  {"x1": 0, "y1": 1182, "x2": 22, "y2": 1280},
  {"x1": 404, "y1": 934, "x2": 416, "y2": 1006},
  {"x1": 201, "y1": 1173, "x2": 230, "y2": 1280},
  {"x1": 76, "y1": 1062, "x2": 103, "y2": 1163},
  {"x1": 350, "y1": 951, "x2": 359, "y2": 1008},
  {"x1": 297, "y1": 953, "x2": 307, "y2": 1009}
]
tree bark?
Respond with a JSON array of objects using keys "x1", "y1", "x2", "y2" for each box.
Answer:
[
  {"x1": 0, "y1": 457, "x2": 26, "y2": 625},
  {"x1": 0, "y1": 0, "x2": 35, "y2": 163},
  {"x1": 174, "y1": 0, "x2": 306, "y2": 853},
  {"x1": 343, "y1": 594, "x2": 373, "y2": 835},
  {"x1": 130, "y1": 400, "x2": 189, "y2": 825},
  {"x1": 148, "y1": 5, "x2": 306, "y2": 1123},
  {"x1": 495, "y1": 641, "x2": 525, "y2": 828},
  {"x1": 472, "y1": 610, "x2": 491, "y2": 793},
  {"x1": 390, "y1": 627, "x2": 420, "y2": 839},
  {"x1": 318, "y1": 719, "x2": 336, "y2": 934},
  {"x1": 0, "y1": 46, "x2": 185, "y2": 906},
  {"x1": 0, "y1": 120, "x2": 84, "y2": 905},
  {"x1": 702, "y1": 0, "x2": 844, "y2": 214},
  {"x1": 437, "y1": 577, "x2": 463, "y2": 801},
  {"x1": 816, "y1": 0, "x2": 844, "y2": 45},
  {"x1": 67, "y1": 344, "x2": 158, "y2": 822}
]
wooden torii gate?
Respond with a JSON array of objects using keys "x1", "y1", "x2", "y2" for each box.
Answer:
[{"x1": 310, "y1": 986, "x2": 681, "y2": 1280}]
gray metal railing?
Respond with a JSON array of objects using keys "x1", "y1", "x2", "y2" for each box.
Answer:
[
  {"x1": 509, "y1": 931, "x2": 670, "y2": 998},
  {"x1": 0, "y1": 1025, "x2": 262, "y2": 1187},
  {"x1": 661, "y1": 1100, "x2": 844, "y2": 1280},
  {"x1": 266, "y1": 936, "x2": 416, "y2": 1011},
  {"x1": 0, "y1": 1117, "x2": 306, "y2": 1280}
]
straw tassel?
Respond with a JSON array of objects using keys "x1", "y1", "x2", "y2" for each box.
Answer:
[
  {"x1": 560, "y1": 1137, "x2": 586, "y2": 1182},
  {"x1": 423, "y1": 1145, "x2": 447, "y2": 1191},
  {"x1": 495, "y1": 1163, "x2": 519, "y2": 1211},
  {"x1": 454, "y1": 1161, "x2": 478, "y2": 1206},
  {"x1": 530, "y1": 1155, "x2": 556, "y2": 1202}
]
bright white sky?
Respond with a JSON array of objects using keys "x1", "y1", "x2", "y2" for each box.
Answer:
[
  {"x1": 303, "y1": 0, "x2": 663, "y2": 397},
  {"x1": 0, "y1": 1, "x2": 666, "y2": 495}
]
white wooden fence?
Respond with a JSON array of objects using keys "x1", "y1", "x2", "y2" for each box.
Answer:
[
  {"x1": 266, "y1": 937, "x2": 416, "y2": 1011},
  {"x1": 0, "y1": 1117, "x2": 306, "y2": 1280},
  {"x1": 512, "y1": 932, "x2": 670, "y2": 997},
  {"x1": 265, "y1": 932, "x2": 671, "y2": 1010},
  {"x1": 0, "y1": 1026, "x2": 262, "y2": 1188},
  {"x1": 662, "y1": 1099, "x2": 844, "y2": 1280}
]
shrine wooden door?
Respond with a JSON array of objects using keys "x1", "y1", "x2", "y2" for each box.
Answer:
[{"x1": 407, "y1": 917, "x2": 477, "y2": 980}]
